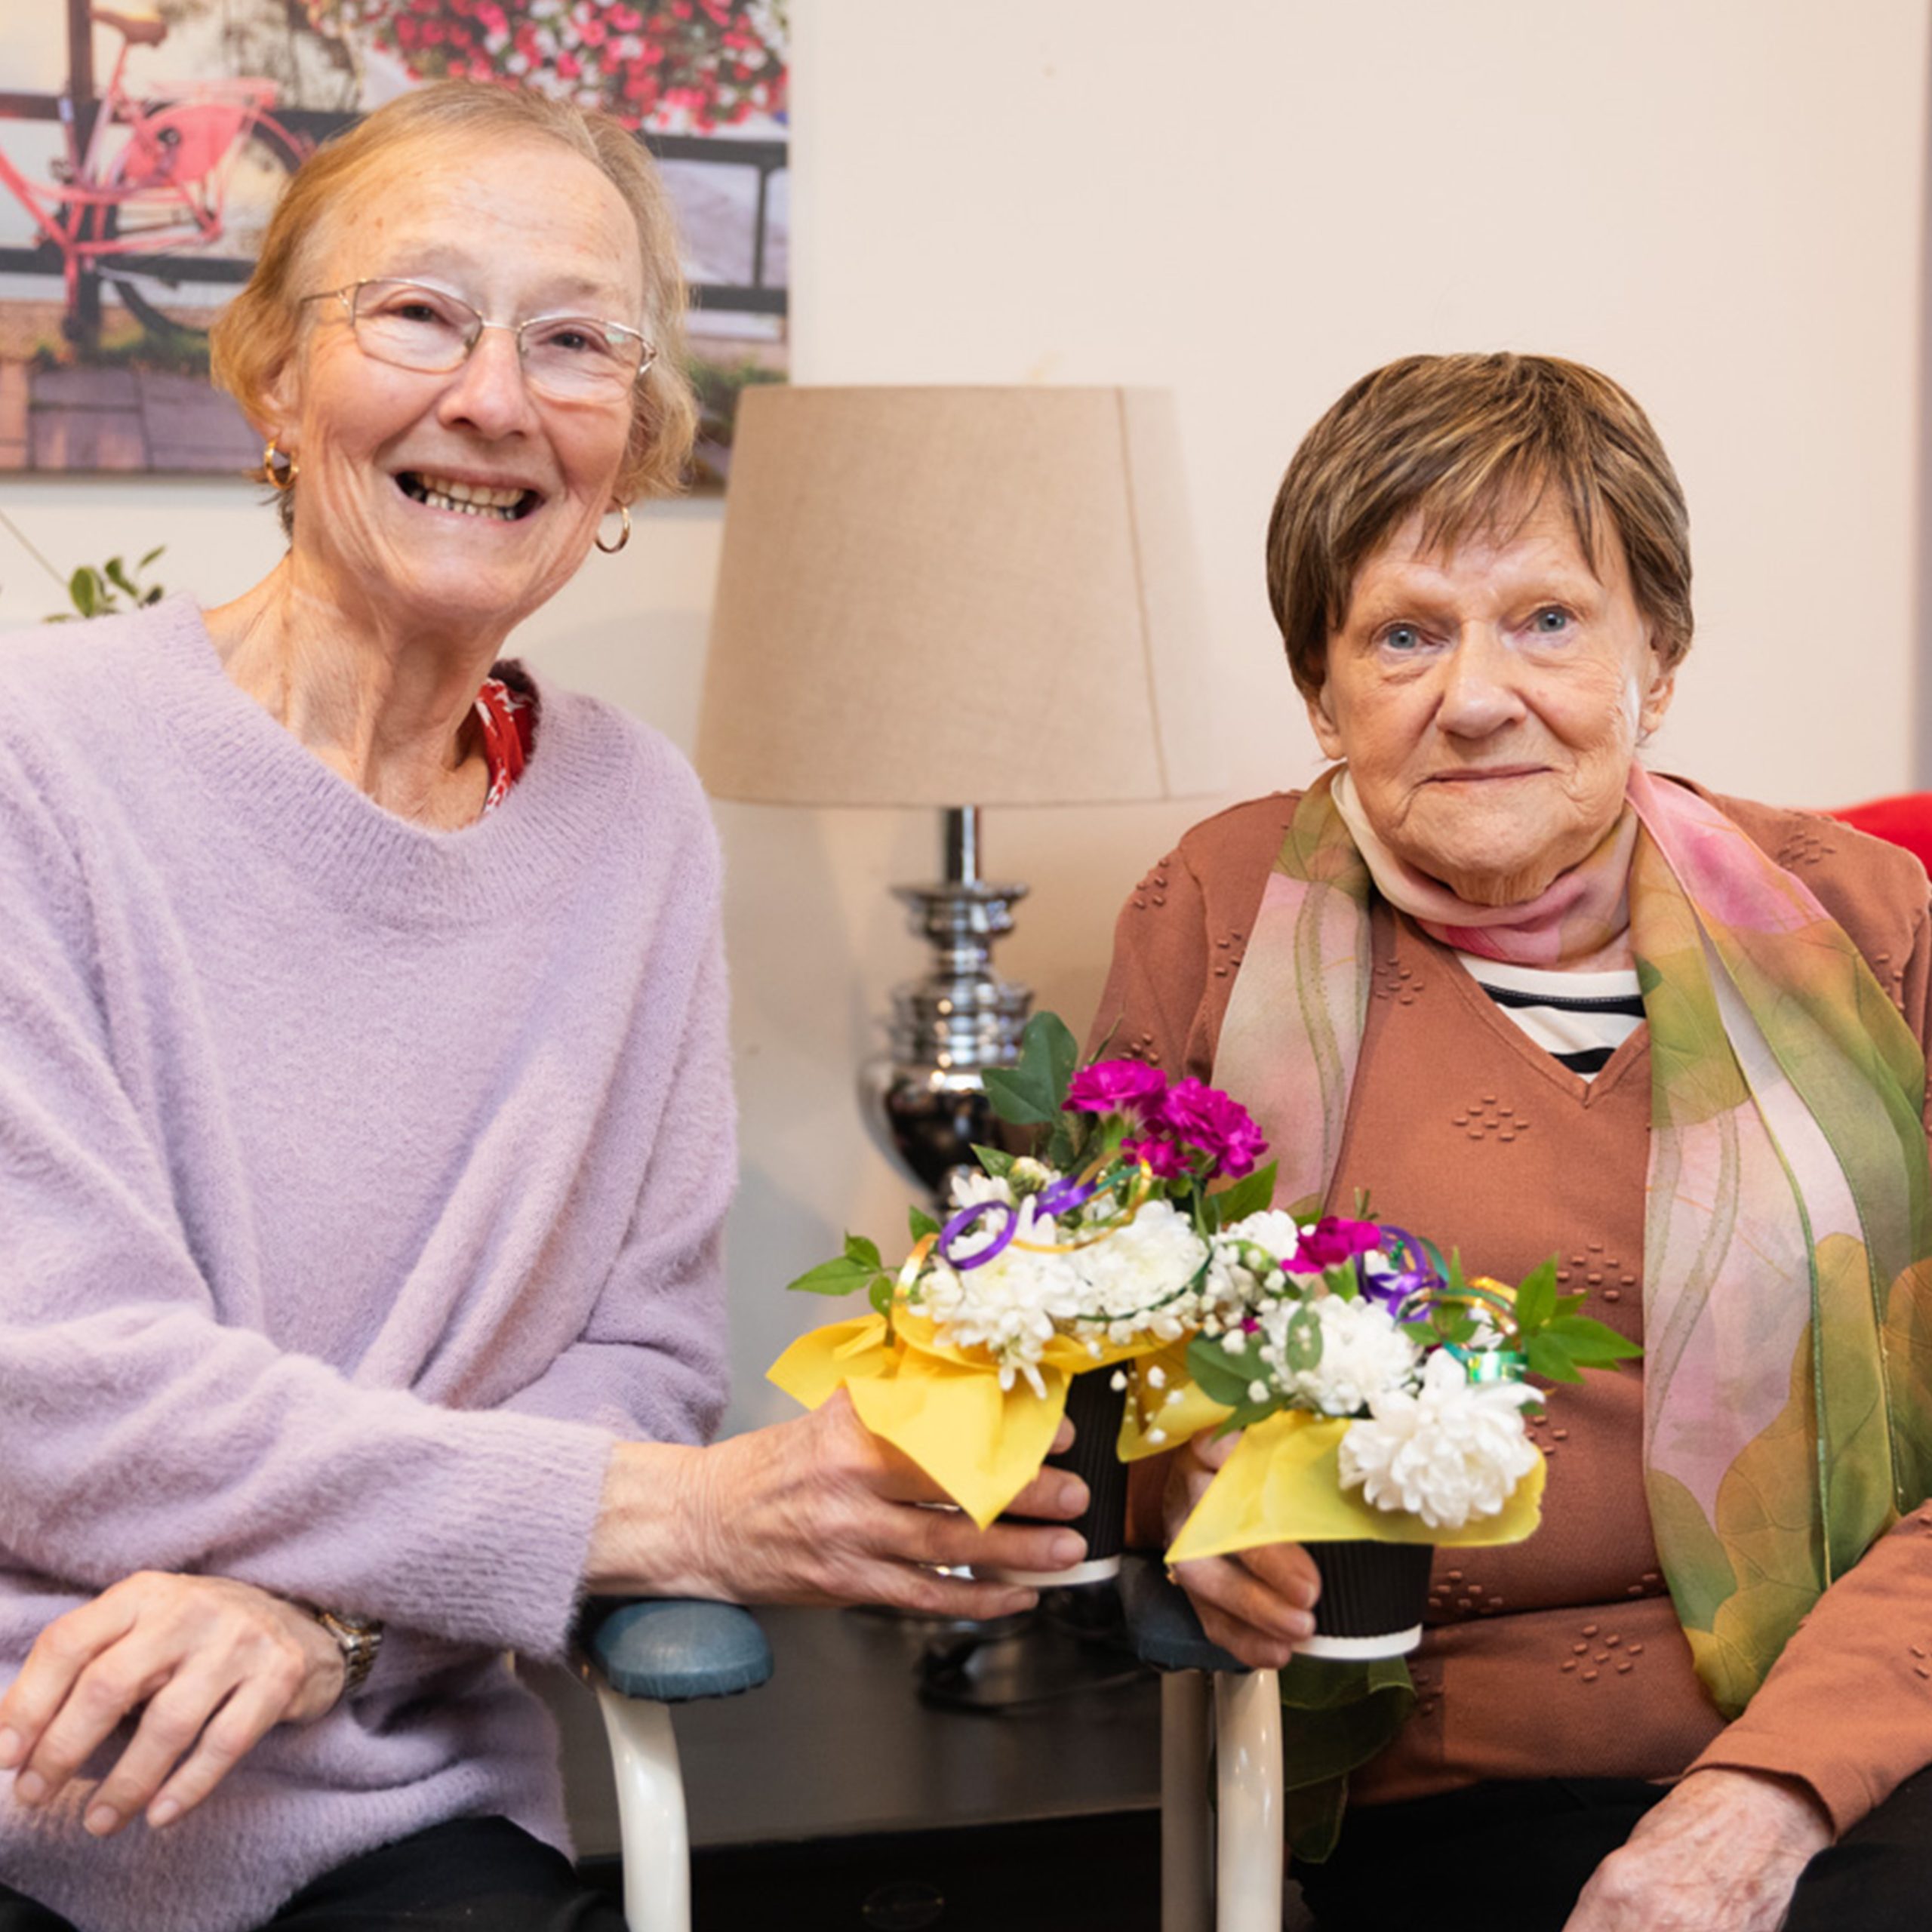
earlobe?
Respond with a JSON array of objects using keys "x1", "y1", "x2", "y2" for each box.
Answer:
[
  {"x1": 259, "y1": 355, "x2": 300, "y2": 450},
  {"x1": 1306, "y1": 684, "x2": 1346, "y2": 762},
  {"x1": 1639, "y1": 651, "x2": 1678, "y2": 740}
]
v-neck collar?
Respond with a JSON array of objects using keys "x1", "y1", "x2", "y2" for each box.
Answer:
[{"x1": 1387, "y1": 906, "x2": 1651, "y2": 1108}]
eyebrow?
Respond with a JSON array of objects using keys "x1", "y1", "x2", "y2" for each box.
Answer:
[{"x1": 374, "y1": 256, "x2": 641, "y2": 315}]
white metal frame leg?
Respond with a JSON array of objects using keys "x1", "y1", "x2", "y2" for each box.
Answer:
[
  {"x1": 595, "y1": 1687, "x2": 691, "y2": 1932},
  {"x1": 1161, "y1": 1672, "x2": 1214, "y2": 1932},
  {"x1": 1214, "y1": 1667, "x2": 1283, "y2": 1932}
]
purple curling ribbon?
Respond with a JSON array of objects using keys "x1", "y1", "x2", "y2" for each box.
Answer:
[
  {"x1": 1356, "y1": 1224, "x2": 1441, "y2": 1315},
  {"x1": 938, "y1": 1198, "x2": 1019, "y2": 1271},
  {"x1": 1035, "y1": 1173, "x2": 1103, "y2": 1220}
]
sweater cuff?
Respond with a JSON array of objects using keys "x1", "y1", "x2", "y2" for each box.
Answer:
[
  {"x1": 1681, "y1": 1739, "x2": 1849, "y2": 1838},
  {"x1": 401, "y1": 1412, "x2": 619, "y2": 1661}
]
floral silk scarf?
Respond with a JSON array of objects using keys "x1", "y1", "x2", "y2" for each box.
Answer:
[{"x1": 1214, "y1": 764, "x2": 1932, "y2": 1721}]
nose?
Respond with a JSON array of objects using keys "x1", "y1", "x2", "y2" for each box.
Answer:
[
  {"x1": 435, "y1": 323, "x2": 540, "y2": 440},
  {"x1": 1435, "y1": 623, "x2": 1527, "y2": 738}
]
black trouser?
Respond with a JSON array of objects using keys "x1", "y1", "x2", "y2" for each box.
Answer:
[
  {"x1": 0, "y1": 1816, "x2": 625, "y2": 1931},
  {"x1": 1294, "y1": 1770, "x2": 1932, "y2": 1931}
]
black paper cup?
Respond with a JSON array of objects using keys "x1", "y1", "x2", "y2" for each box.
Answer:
[
  {"x1": 983, "y1": 1367, "x2": 1129, "y2": 1586},
  {"x1": 1300, "y1": 1540, "x2": 1435, "y2": 1658}
]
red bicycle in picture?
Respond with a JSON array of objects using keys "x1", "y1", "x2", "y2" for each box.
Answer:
[{"x1": 0, "y1": 5, "x2": 309, "y2": 345}]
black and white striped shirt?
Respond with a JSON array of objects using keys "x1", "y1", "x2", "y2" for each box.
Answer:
[{"x1": 1457, "y1": 955, "x2": 1645, "y2": 1078}]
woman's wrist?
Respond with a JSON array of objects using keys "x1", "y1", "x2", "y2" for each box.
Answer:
[{"x1": 583, "y1": 1438, "x2": 714, "y2": 1597}]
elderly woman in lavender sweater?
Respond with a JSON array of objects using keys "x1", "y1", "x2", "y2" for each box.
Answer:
[{"x1": 0, "y1": 85, "x2": 1085, "y2": 1932}]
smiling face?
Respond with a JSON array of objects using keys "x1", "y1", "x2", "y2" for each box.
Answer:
[
  {"x1": 1307, "y1": 494, "x2": 1676, "y2": 906},
  {"x1": 263, "y1": 133, "x2": 645, "y2": 649}
]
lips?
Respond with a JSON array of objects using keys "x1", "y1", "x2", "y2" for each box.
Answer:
[{"x1": 395, "y1": 471, "x2": 539, "y2": 521}]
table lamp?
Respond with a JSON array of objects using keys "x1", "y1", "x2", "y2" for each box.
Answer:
[{"x1": 696, "y1": 383, "x2": 1212, "y2": 1204}]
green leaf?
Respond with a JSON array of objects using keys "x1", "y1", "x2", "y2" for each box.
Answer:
[
  {"x1": 1525, "y1": 1333, "x2": 1586, "y2": 1383},
  {"x1": 1208, "y1": 1160, "x2": 1277, "y2": 1231},
  {"x1": 1511, "y1": 1257, "x2": 1560, "y2": 1337},
  {"x1": 909, "y1": 1205, "x2": 940, "y2": 1244},
  {"x1": 1186, "y1": 1334, "x2": 1266, "y2": 1410},
  {"x1": 868, "y1": 1272, "x2": 895, "y2": 1319},
  {"x1": 1541, "y1": 1314, "x2": 1642, "y2": 1364},
  {"x1": 843, "y1": 1233, "x2": 884, "y2": 1271},
  {"x1": 137, "y1": 545, "x2": 165, "y2": 568},
  {"x1": 981, "y1": 1011, "x2": 1081, "y2": 1126},
  {"x1": 1281, "y1": 1305, "x2": 1324, "y2": 1373},
  {"x1": 980, "y1": 1067, "x2": 1054, "y2": 1125},
  {"x1": 103, "y1": 557, "x2": 135, "y2": 597},
  {"x1": 973, "y1": 1144, "x2": 1016, "y2": 1179},
  {"x1": 1213, "y1": 1399, "x2": 1281, "y2": 1434},
  {"x1": 69, "y1": 568, "x2": 98, "y2": 618},
  {"x1": 785, "y1": 1254, "x2": 881, "y2": 1297}
]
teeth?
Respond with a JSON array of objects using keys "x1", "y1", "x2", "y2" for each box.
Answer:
[{"x1": 408, "y1": 473, "x2": 530, "y2": 519}]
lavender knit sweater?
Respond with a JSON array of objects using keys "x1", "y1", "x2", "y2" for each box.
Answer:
[{"x1": 0, "y1": 600, "x2": 733, "y2": 1932}]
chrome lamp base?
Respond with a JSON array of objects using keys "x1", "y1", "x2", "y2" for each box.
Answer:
[{"x1": 858, "y1": 806, "x2": 1032, "y2": 1206}]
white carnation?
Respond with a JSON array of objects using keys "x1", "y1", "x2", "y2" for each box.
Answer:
[
  {"x1": 918, "y1": 1167, "x2": 1215, "y2": 1382},
  {"x1": 918, "y1": 1239, "x2": 1086, "y2": 1395},
  {"x1": 1337, "y1": 1349, "x2": 1539, "y2": 1529},
  {"x1": 1222, "y1": 1210, "x2": 1303, "y2": 1260},
  {"x1": 1068, "y1": 1198, "x2": 1211, "y2": 1342},
  {"x1": 947, "y1": 1168, "x2": 1015, "y2": 1211},
  {"x1": 1275, "y1": 1294, "x2": 1418, "y2": 1417}
]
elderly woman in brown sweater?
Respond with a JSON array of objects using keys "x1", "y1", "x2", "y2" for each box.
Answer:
[{"x1": 1099, "y1": 353, "x2": 1932, "y2": 1932}]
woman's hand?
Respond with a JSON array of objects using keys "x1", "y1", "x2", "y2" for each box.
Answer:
[
  {"x1": 1164, "y1": 1427, "x2": 1319, "y2": 1666},
  {"x1": 0, "y1": 1573, "x2": 345, "y2": 1838},
  {"x1": 1561, "y1": 1768, "x2": 1831, "y2": 1932},
  {"x1": 589, "y1": 1392, "x2": 1091, "y2": 1620}
]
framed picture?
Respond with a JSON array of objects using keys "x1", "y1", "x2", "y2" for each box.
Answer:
[{"x1": 0, "y1": 0, "x2": 787, "y2": 479}]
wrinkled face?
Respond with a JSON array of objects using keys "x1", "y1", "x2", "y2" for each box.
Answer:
[
  {"x1": 1308, "y1": 496, "x2": 1675, "y2": 906},
  {"x1": 266, "y1": 134, "x2": 645, "y2": 643}
]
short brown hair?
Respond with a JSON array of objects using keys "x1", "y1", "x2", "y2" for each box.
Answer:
[
  {"x1": 210, "y1": 82, "x2": 698, "y2": 528},
  {"x1": 1265, "y1": 353, "x2": 1692, "y2": 698}
]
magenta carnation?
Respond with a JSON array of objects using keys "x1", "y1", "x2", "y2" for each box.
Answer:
[
  {"x1": 1291, "y1": 1215, "x2": 1384, "y2": 1272},
  {"x1": 1065, "y1": 1059, "x2": 1168, "y2": 1118},
  {"x1": 1121, "y1": 1134, "x2": 1191, "y2": 1179},
  {"x1": 1155, "y1": 1078, "x2": 1268, "y2": 1180}
]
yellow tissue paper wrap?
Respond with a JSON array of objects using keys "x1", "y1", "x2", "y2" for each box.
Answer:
[
  {"x1": 1117, "y1": 1342, "x2": 1233, "y2": 1460},
  {"x1": 768, "y1": 1310, "x2": 1158, "y2": 1529},
  {"x1": 1165, "y1": 1410, "x2": 1546, "y2": 1564}
]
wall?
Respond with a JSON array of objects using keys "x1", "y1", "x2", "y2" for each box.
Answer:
[{"x1": 2, "y1": 0, "x2": 1926, "y2": 1434}]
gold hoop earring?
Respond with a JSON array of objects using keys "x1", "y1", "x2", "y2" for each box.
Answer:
[
  {"x1": 594, "y1": 503, "x2": 632, "y2": 555},
  {"x1": 263, "y1": 439, "x2": 298, "y2": 492}
]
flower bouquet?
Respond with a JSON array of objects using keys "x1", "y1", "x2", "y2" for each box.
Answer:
[
  {"x1": 1165, "y1": 1220, "x2": 1641, "y2": 1655},
  {"x1": 768, "y1": 1014, "x2": 1278, "y2": 1578}
]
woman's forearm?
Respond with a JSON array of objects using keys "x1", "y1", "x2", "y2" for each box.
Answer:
[{"x1": 586, "y1": 1396, "x2": 1093, "y2": 1617}]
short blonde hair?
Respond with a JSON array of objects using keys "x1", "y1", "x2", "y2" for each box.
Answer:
[
  {"x1": 211, "y1": 82, "x2": 698, "y2": 524},
  {"x1": 1266, "y1": 353, "x2": 1693, "y2": 698}
]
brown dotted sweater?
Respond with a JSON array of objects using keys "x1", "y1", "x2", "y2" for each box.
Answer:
[{"x1": 1093, "y1": 785, "x2": 1932, "y2": 1833}]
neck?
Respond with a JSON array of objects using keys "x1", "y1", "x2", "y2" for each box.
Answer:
[
  {"x1": 1331, "y1": 766, "x2": 1637, "y2": 972},
  {"x1": 205, "y1": 558, "x2": 505, "y2": 827}
]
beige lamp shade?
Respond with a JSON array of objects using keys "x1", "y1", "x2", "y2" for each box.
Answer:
[{"x1": 695, "y1": 385, "x2": 1216, "y2": 808}]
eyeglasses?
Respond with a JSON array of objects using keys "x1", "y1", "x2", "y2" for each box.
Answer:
[{"x1": 300, "y1": 278, "x2": 656, "y2": 404}]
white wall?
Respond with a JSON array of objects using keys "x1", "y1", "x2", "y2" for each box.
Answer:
[{"x1": 2, "y1": 0, "x2": 1925, "y2": 1433}]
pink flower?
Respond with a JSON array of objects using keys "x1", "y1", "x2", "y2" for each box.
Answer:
[
  {"x1": 1291, "y1": 1215, "x2": 1383, "y2": 1272},
  {"x1": 1065, "y1": 1059, "x2": 1168, "y2": 1119},
  {"x1": 1121, "y1": 1134, "x2": 1191, "y2": 1180},
  {"x1": 1156, "y1": 1078, "x2": 1268, "y2": 1179}
]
